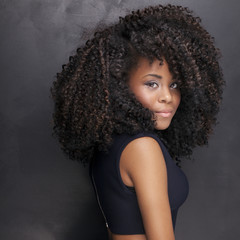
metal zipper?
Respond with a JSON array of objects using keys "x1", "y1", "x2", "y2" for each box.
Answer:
[{"x1": 91, "y1": 169, "x2": 109, "y2": 228}]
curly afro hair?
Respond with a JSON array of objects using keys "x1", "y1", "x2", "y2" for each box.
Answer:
[{"x1": 50, "y1": 4, "x2": 224, "y2": 166}]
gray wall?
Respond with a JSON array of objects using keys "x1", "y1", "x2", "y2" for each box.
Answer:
[{"x1": 0, "y1": 0, "x2": 239, "y2": 239}]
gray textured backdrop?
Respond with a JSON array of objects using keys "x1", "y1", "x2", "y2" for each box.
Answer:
[{"x1": 0, "y1": 0, "x2": 239, "y2": 239}]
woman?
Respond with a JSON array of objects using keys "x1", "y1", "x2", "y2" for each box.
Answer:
[{"x1": 50, "y1": 4, "x2": 224, "y2": 240}]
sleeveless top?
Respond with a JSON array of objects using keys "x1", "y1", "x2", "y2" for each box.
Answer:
[{"x1": 90, "y1": 132, "x2": 189, "y2": 234}]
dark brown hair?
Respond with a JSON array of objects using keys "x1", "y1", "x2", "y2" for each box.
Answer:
[{"x1": 50, "y1": 4, "x2": 224, "y2": 166}]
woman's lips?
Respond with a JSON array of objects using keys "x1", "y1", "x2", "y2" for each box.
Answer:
[{"x1": 155, "y1": 111, "x2": 173, "y2": 118}]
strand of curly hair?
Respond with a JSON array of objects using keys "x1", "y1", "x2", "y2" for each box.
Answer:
[{"x1": 50, "y1": 4, "x2": 224, "y2": 166}]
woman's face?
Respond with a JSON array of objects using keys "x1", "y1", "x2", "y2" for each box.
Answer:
[{"x1": 128, "y1": 57, "x2": 181, "y2": 130}]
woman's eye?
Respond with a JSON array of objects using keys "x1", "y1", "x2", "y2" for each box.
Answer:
[
  {"x1": 170, "y1": 82, "x2": 178, "y2": 89},
  {"x1": 145, "y1": 82, "x2": 158, "y2": 88}
]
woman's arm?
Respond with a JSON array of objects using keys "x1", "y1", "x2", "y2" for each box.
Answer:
[{"x1": 120, "y1": 137, "x2": 175, "y2": 240}]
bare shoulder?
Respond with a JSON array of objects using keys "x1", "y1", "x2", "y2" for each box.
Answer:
[
  {"x1": 121, "y1": 136, "x2": 165, "y2": 177},
  {"x1": 124, "y1": 136, "x2": 161, "y2": 151}
]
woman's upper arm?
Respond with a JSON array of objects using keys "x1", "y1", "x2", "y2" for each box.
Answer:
[{"x1": 121, "y1": 137, "x2": 175, "y2": 240}]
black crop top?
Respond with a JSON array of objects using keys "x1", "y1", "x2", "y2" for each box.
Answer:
[{"x1": 90, "y1": 132, "x2": 189, "y2": 234}]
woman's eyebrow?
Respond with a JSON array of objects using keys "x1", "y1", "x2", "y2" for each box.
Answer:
[{"x1": 143, "y1": 74, "x2": 162, "y2": 79}]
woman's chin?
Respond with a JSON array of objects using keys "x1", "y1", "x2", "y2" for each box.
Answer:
[{"x1": 154, "y1": 119, "x2": 172, "y2": 130}]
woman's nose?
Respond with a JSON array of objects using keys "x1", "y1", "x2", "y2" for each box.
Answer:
[{"x1": 158, "y1": 86, "x2": 172, "y2": 103}]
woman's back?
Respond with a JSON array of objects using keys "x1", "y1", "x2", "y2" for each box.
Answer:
[{"x1": 90, "y1": 132, "x2": 189, "y2": 239}]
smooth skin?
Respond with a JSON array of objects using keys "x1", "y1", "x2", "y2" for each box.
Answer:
[
  {"x1": 108, "y1": 58, "x2": 181, "y2": 240},
  {"x1": 128, "y1": 57, "x2": 181, "y2": 130}
]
